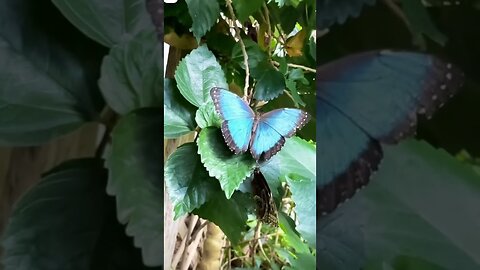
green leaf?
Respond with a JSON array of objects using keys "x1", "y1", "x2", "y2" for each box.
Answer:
[
  {"x1": 318, "y1": 140, "x2": 480, "y2": 269},
  {"x1": 269, "y1": 3, "x2": 300, "y2": 34},
  {"x1": 106, "y1": 108, "x2": 163, "y2": 266},
  {"x1": 195, "y1": 100, "x2": 222, "y2": 128},
  {"x1": 164, "y1": 142, "x2": 218, "y2": 219},
  {"x1": 285, "y1": 68, "x2": 309, "y2": 106},
  {"x1": 400, "y1": 0, "x2": 447, "y2": 46},
  {"x1": 194, "y1": 190, "x2": 253, "y2": 244},
  {"x1": 278, "y1": 212, "x2": 310, "y2": 254},
  {"x1": 253, "y1": 61, "x2": 286, "y2": 101},
  {"x1": 286, "y1": 252, "x2": 316, "y2": 270},
  {"x1": 233, "y1": 0, "x2": 265, "y2": 22},
  {"x1": 317, "y1": 0, "x2": 376, "y2": 29},
  {"x1": 285, "y1": 79, "x2": 306, "y2": 107},
  {"x1": 232, "y1": 39, "x2": 268, "y2": 71},
  {"x1": 52, "y1": 0, "x2": 152, "y2": 47},
  {"x1": 1, "y1": 158, "x2": 152, "y2": 269},
  {"x1": 308, "y1": 36, "x2": 316, "y2": 60},
  {"x1": 0, "y1": 0, "x2": 104, "y2": 146},
  {"x1": 285, "y1": 174, "x2": 316, "y2": 248},
  {"x1": 164, "y1": 78, "x2": 197, "y2": 138},
  {"x1": 365, "y1": 255, "x2": 449, "y2": 270},
  {"x1": 99, "y1": 30, "x2": 162, "y2": 115},
  {"x1": 288, "y1": 68, "x2": 309, "y2": 84},
  {"x1": 261, "y1": 137, "x2": 315, "y2": 198},
  {"x1": 197, "y1": 127, "x2": 256, "y2": 198},
  {"x1": 174, "y1": 45, "x2": 228, "y2": 107},
  {"x1": 185, "y1": 0, "x2": 220, "y2": 42}
]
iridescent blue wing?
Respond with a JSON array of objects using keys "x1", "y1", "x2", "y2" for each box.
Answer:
[
  {"x1": 210, "y1": 87, "x2": 255, "y2": 154},
  {"x1": 317, "y1": 50, "x2": 464, "y2": 214},
  {"x1": 250, "y1": 108, "x2": 310, "y2": 160}
]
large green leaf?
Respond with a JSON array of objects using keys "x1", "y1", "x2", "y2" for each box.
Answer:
[
  {"x1": 195, "y1": 100, "x2": 222, "y2": 129},
  {"x1": 286, "y1": 174, "x2": 316, "y2": 248},
  {"x1": 194, "y1": 190, "x2": 253, "y2": 244},
  {"x1": 106, "y1": 108, "x2": 163, "y2": 267},
  {"x1": 164, "y1": 142, "x2": 219, "y2": 219},
  {"x1": 52, "y1": 0, "x2": 151, "y2": 47},
  {"x1": 261, "y1": 137, "x2": 316, "y2": 198},
  {"x1": 1, "y1": 159, "x2": 153, "y2": 269},
  {"x1": 365, "y1": 255, "x2": 449, "y2": 270},
  {"x1": 197, "y1": 127, "x2": 256, "y2": 199},
  {"x1": 253, "y1": 61, "x2": 286, "y2": 101},
  {"x1": 185, "y1": 0, "x2": 220, "y2": 42},
  {"x1": 232, "y1": 39, "x2": 268, "y2": 72},
  {"x1": 164, "y1": 78, "x2": 197, "y2": 138},
  {"x1": 232, "y1": 0, "x2": 265, "y2": 22},
  {"x1": 278, "y1": 212, "x2": 310, "y2": 254},
  {"x1": 174, "y1": 45, "x2": 228, "y2": 107},
  {"x1": 99, "y1": 30, "x2": 162, "y2": 115},
  {"x1": 318, "y1": 140, "x2": 480, "y2": 269},
  {"x1": 286, "y1": 252, "x2": 316, "y2": 270},
  {"x1": 0, "y1": 0, "x2": 104, "y2": 146}
]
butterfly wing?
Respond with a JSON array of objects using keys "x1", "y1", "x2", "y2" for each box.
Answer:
[
  {"x1": 210, "y1": 87, "x2": 255, "y2": 154},
  {"x1": 317, "y1": 99, "x2": 382, "y2": 214},
  {"x1": 317, "y1": 50, "x2": 464, "y2": 214},
  {"x1": 250, "y1": 108, "x2": 310, "y2": 160},
  {"x1": 252, "y1": 168, "x2": 278, "y2": 226}
]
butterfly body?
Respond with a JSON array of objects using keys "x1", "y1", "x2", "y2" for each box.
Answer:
[
  {"x1": 211, "y1": 87, "x2": 310, "y2": 161},
  {"x1": 251, "y1": 168, "x2": 278, "y2": 226},
  {"x1": 317, "y1": 50, "x2": 464, "y2": 215}
]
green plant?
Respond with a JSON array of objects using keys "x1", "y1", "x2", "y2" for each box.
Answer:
[
  {"x1": 164, "y1": 0, "x2": 316, "y2": 268},
  {"x1": 1, "y1": 0, "x2": 163, "y2": 268}
]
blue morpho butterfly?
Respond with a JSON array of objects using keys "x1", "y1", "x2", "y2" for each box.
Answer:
[
  {"x1": 210, "y1": 87, "x2": 311, "y2": 161},
  {"x1": 317, "y1": 50, "x2": 464, "y2": 215}
]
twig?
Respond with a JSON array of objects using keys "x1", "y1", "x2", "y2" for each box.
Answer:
[
  {"x1": 258, "y1": 238, "x2": 272, "y2": 264},
  {"x1": 272, "y1": 25, "x2": 284, "y2": 44},
  {"x1": 187, "y1": 220, "x2": 208, "y2": 245},
  {"x1": 283, "y1": 89, "x2": 295, "y2": 103},
  {"x1": 381, "y1": 0, "x2": 425, "y2": 48},
  {"x1": 228, "y1": 244, "x2": 232, "y2": 270},
  {"x1": 221, "y1": 255, "x2": 249, "y2": 269},
  {"x1": 226, "y1": 0, "x2": 250, "y2": 99},
  {"x1": 263, "y1": 3, "x2": 272, "y2": 56},
  {"x1": 250, "y1": 222, "x2": 262, "y2": 265},
  {"x1": 382, "y1": 0, "x2": 410, "y2": 28},
  {"x1": 287, "y1": 63, "x2": 316, "y2": 73}
]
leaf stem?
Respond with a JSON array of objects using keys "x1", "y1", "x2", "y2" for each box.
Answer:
[
  {"x1": 95, "y1": 106, "x2": 117, "y2": 158},
  {"x1": 263, "y1": 3, "x2": 272, "y2": 56},
  {"x1": 381, "y1": 0, "x2": 425, "y2": 47},
  {"x1": 226, "y1": 0, "x2": 250, "y2": 99},
  {"x1": 287, "y1": 63, "x2": 316, "y2": 73}
]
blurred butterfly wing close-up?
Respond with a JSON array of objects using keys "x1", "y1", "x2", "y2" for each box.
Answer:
[
  {"x1": 317, "y1": 50, "x2": 465, "y2": 215},
  {"x1": 211, "y1": 87, "x2": 255, "y2": 154},
  {"x1": 250, "y1": 108, "x2": 310, "y2": 160}
]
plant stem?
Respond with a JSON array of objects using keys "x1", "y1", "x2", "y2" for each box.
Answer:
[
  {"x1": 263, "y1": 3, "x2": 272, "y2": 56},
  {"x1": 95, "y1": 106, "x2": 117, "y2": 158},
  {"x1": 381, "y1": 0, "x2": 425, "y2": 48},
  {"x1": 287, "y1": 63, "x2": 316, "y2": 73},
  {"x1": 226, "y1": 0, "x2": 250, "y2": 99}
]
